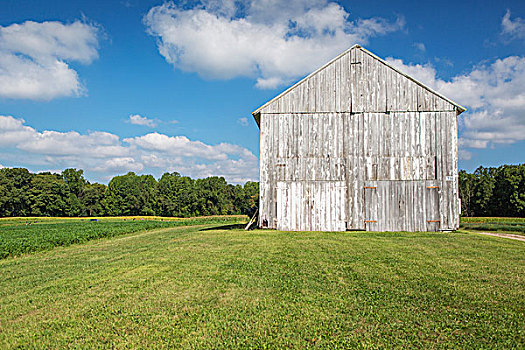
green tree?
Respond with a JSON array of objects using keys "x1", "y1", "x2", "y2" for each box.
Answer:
[
  {"x1": 62, "y1": 168, "x2": 86, "y2": 197},
  {"x1": 195, "y1": 177, "x2": 230, "y2": 216},
  {"x1": 105, "y1": 172, "x2": 158, "y2": 216},
  {"x1": 157, "y1": 172, "x2": 197, "y2": 217},
  {"x1": 243, "y1": 181, "x2": 259, "y2": 216},
  {"x1": 28, "y1": 174, "x2": 70, "y2": 216},
  {"x1": 471, "y1": 167, "x2": 496, "y2": 216},
  {"x1": 458, "y1": 170, "x2": 475, "y2": 217},
  {"x1": 0, "y1": 168, "x2": 34, "y2": 216},
  {"x1": 492, "y1": 165, "x2": 525, "y2": 217},
  {"x1": 81, "y1": 183, "x2": 107, "y2": 216}
]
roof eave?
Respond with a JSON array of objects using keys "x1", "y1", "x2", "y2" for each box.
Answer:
[{"x1": 253, "y1": 111, "x2": 261, "y2": 129}]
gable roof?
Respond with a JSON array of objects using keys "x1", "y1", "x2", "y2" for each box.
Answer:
[{"x1": 252, "y1": 44, "x2": 465, "y2": 124}]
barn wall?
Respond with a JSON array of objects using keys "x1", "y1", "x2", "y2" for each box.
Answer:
[
  {"x1": 259, "y1": 111, "x2": 460, "y2": 231},
  {"x1": 257, "y1": 46, "x2": 460, "y2": 232}
]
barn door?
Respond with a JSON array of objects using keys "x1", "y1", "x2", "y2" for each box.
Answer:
[
  {"x1": 364, "y1": 181, "x2": 442, "y2": 232},
  {"x1": 277, "y1": 181, "x2": 346, "y2": 231}
]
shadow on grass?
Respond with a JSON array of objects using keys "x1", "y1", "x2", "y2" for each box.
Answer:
[{"x1": 199, "y1": 223, "x2": 247, "y2": 231}]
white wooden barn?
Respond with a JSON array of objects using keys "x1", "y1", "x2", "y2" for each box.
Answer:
[{"x1": 253, "y1": 45, "x2": 465, "y2": 232}]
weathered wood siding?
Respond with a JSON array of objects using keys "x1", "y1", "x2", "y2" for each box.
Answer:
[
  {"x1": 257, "y1": 47, "x2": 457, "y2": 115},
  {"x1": 257, "y1": 46, "x2": 460, "y2": 232}
]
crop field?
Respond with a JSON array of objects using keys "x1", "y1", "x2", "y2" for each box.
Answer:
[
  {"x1": 459, "y1": 217, "x2": 525, "y2": 236},
  {"x1": 0, "y1": 217, "x2": 523, "y2": 348},
  {"x1": 0, "y1": 216, "x2": 245, "y2": 259}
]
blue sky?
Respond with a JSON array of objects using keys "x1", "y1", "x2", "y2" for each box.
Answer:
[{"x1": 0, "y1": 0, "x2": 524, "y2": 183}]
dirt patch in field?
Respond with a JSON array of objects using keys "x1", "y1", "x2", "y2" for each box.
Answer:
[{"x1": 475, "y1": 232, "x2": 525, "y2": 242}]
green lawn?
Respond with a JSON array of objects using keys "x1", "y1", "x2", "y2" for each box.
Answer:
[{"x1": 0, "y1": 222, "x2": 523, "y2": 348}]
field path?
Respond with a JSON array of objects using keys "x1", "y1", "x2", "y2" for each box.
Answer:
[{"x1": 475, "y1": 231, "x2": 525, "y2": 242}]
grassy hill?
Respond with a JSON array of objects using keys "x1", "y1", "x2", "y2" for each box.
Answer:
[{"x1": 0, "y1": 220, "x2": 523, "y2": 348}]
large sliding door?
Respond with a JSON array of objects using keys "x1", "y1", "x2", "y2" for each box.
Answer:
[{"x1": 364, "y1": 181, "x2": 441, "y2": 231}]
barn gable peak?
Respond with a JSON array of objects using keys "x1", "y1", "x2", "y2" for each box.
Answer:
[{"x1": 252, "y1": 45, "x2": 465, "y2": 126}]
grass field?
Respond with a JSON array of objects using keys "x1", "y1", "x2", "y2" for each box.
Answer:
[{"x1": 0, "y1": 219, "x2": 523, "y2": 348}]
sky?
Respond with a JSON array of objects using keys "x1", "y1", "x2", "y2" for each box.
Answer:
[{"x1": 0, "y1": 0, "x2": 524, "y2": 184}]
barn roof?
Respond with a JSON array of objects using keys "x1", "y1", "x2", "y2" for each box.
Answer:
[{"x1": 252, "y1": 44, "x2": 466, "y2": 125}]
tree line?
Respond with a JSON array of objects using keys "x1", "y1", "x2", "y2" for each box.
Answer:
[
  {"x1": 459, "y1": 164, "x2": 525, "y2": 217},
  {"x1": 0, "y1": 168, "x2": 258, "y2": 217},
  {"x1": 1, "y1": 164, "x2": 523, "y2": 218}
]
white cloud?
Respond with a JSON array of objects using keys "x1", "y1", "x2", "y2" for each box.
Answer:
[
  {"x1": 413, "y1": 42, "x2": 426, "y2": 52},
  {"x1": 144, "y1": 0, "x2": 404, "y2": 89},
  {"x1": 237, "y1": 117, "x2": 249, "y2": 126},
  {"x1": 93, "y1": 157, "x2": 144, "y2": 173},
  {"x1": 128, "y1": 114, "x2": 158, "y2": 127},
  {"x1": 502, "y1": 10, "x2": 525, "y2": 40},
  {"x1": 125, "y1": 132, "x2": 230, "y2": 160},
  {"x1": 0, "y1": 20, "x2": 99, "y2": 100},
  {"x1": 458, "y1": 150, "x2": 472, "y2": 161},
  {"x1": 0, "y1": 115, "x2": 258, "y2": 183},
  {"x1": 385, "y1": 55, "x2": 525, "y2": 154},
  {"x1": 0, "y1": 115, "x2": 38, "y2": 146}
]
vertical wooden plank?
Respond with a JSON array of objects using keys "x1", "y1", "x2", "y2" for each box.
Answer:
[
  {"x1": 335, "y1": 56, "x2": 341, "y2": 112},
  {"x1": 258, "y1": 113, "x2": 267, "y2": 227},
  {"x1": 357, "y1": 113, "x2": 365, "y2": 229},
  {"x1": 345, "y1": 49, "x2": 353, "y2": 112},
  {"x1": 378, "y1": 61, "x2": 387, "y2": 113},
  {"x1": 329, "y1": 62, "x2": 336, "y2": 112},
  {"x1": 350, "y1": 48, "x2": 356, "y2": 112},
  {"x1": 410, "y1": 112, "x2": 417, "y2": 180},
  {"x1": 351, "y1": 48, "x2": 364, "y2": 113},
  {"x1": 436, "y1": 111, "x2": 445, "y2": 230},
  {"x1": 364, "y1": 52, "x2": 374, "y2": 112},
  {"x1": 387, "y1": 66, "x2": 397, "y2": 111},
  {"x1": 337, "y1": 51, "x2": 348, "y2": 112},
  {"x1": 450, "y1": 112, "x2": 459, "y2": 229}
]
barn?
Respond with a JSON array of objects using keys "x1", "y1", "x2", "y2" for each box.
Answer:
[{"x1": 252, "y1": 44, "x2": 465, "y2": 232}]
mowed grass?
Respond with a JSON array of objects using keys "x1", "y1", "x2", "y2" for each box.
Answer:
[
  {"x1": 0, "y1": 216, "x2": 245, "y2": 258},
  {"x1": 0, "y1": 222, "x2": 523, "y2": 348}
]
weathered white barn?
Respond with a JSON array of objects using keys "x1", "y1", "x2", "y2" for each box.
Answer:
[{"x1": 253, "y1": 45, "x2": 465, "y2": 232}]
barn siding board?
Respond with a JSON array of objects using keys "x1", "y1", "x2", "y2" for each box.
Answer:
[{"x1": 256, "y1": 46, "x2": 462, "y2": 232}]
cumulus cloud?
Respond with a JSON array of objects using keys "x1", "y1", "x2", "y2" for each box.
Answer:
[
  {"x1": 144, "y1": 0, "x2": 404, "y2": 89},
  {"x1": 0, "y1": 115, "x2": 258, "y2": 183},
  {"x1": 385, "y1": 55, "x2": 525, "y2": 154},
  {"x1": 128, "y1": 114, "x2": 158, "y2": 127},
  {"x1": 502, "y1": 10, "x2": 525, "y2": 40},
  {"x1": 0, "y1": 20, "x2": 99, "y2": 100},
  {"x1": 124, "y1": 132, "x2": 230, "y2": 160}
]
